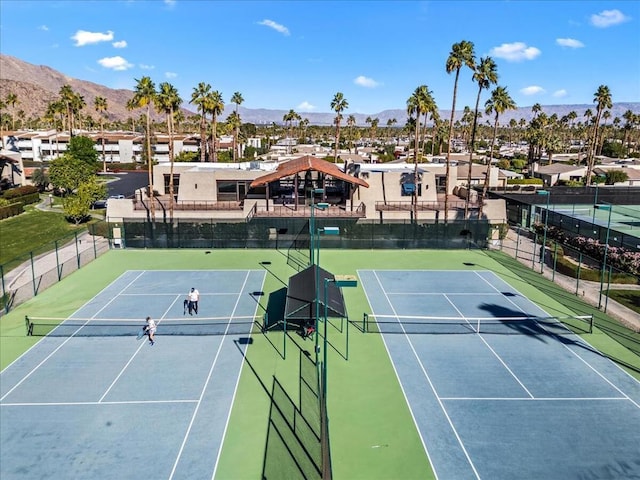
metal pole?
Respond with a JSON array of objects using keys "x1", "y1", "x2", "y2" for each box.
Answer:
[
  {"x1": 314, "y1": 231, "x2": 321, "y2": 363},
  {"x1": 597, "y1": 206, "x2": 612, "y2": 309},
  {"x1": 0, "y1": 264, "x2": 7, "y2": 314},
  {"x1": 30, "y1": 251, "x2": 36, "y2": 297},
  {"x1": 552, "y1": 242, "x2": 558, "y2": 282},
  {"x1": 323, "y1": 278, "x2": 329, "y2": 399},
  {"x1": 541, "y1": 192, "x2": 550, "y2": 274},
  {"x1": 576, "y1": 253, "x2": 582, "y2": 296},
  {"x1": 604, "y1": 264, "x2": 613, "y2": 313}
]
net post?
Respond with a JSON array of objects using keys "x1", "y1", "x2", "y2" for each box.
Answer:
[
  {"x1": 25, "y1": 316, "x2": 31, "y2": 336},
  {"x1": 363, "y1": 312, "x2": 368, "y2": 332},
  {"x1": 589, "y1": 315, "x2": 593, "y2": 334}
]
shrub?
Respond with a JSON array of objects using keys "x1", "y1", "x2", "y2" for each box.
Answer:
[{"x1": 2, "y1": 185, "x2": 39, "y2": 199}]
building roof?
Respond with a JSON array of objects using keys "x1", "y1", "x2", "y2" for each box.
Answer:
[{"x1": 249, "y1": 155, "x2": 370, "y2": 188}]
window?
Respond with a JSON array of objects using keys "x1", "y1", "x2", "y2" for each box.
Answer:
[{"x1": 163, "y1": 174, "x2": 180, "y2": 195}]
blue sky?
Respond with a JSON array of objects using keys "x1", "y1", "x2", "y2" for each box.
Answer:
[{"x1": 1, "y1": 0, "x2": 639, "y2": 115}]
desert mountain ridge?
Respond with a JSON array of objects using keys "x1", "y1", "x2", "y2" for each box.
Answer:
[{"x1": 1, "y1": 54, "x2": 638, "y2": 128}]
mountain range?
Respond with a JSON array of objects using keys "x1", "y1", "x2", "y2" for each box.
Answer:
[{"x1": 1, "y1": 54, "x2": 638, "y2": 128}]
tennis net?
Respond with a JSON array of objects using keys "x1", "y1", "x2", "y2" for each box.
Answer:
[
  {"x1": 25, "y1": 315, "x2": 264, "y2": 337},
  {"x1": 362, "y1": 313, "x2": 593, "y2": 335}
]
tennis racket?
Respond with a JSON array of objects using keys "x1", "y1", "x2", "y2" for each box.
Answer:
[{"x1": 137, "y1": 326, "x2": 147, "y2": 340}]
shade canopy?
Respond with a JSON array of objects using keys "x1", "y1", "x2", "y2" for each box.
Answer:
[
  {"x1": 285, "y1": 265, "x2": 347, "y2": 323},
  {"x1": 250, "y1": 155, "x2": 369, "y2": 189}
]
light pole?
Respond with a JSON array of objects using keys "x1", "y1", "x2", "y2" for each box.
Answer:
[
  {"x1": 537, "y1": 190, "x2": 550, "y2": 273},
  {"x1": 314, "y1": 226, "x2": 339, "y2": 361},
  {"x1": 594, "y1": 204, "x2": 612, "y2": 309},
  {"x1": 309, "y1": 188, "x2": 326, "y2": 265}
]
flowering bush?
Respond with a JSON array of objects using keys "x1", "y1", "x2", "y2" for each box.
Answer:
[{"x1": 533, "y1": 223, "x2": 640, "y2": 276}]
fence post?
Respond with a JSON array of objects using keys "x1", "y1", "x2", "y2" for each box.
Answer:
[
  {"x1": 30, "y1": 251, "x2": 36, "y2": 297},
  {"x1": 92, "y1": 225, "x2": 97, "y2": 259},
  {"x1": 604, "y1": 265, "x2": 613, "y2": 313},
  {"x1": 1, "y1": 264, "x2": 7, "y2": 314},
  {"x1": 75, "y1": 231, "x2": 81, "y2": 269},
  {"x1": 532, "y1": 233, "x2": 537, "y2": 270},
  {"x1": 515, "y1": 227, "x2": 520, "y2": 259},
  {"x1": 552, "y1": 242, "x2": 558, "y2": 282},
  {"x1": 575, "y1": 253, "x2": 582, "y2": 296}
]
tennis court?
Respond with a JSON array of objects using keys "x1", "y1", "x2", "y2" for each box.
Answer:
[
  {"x1": 359, "y1": 270, "x2": 640, "y2": 479},
  {"x1": 0, "y1": 269, "x2": 266, "y2": 479}
]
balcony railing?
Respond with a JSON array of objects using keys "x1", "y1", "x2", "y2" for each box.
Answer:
[
  {"x1": 375, "y1": 200, "x2": 476, "y2": 211},
  {"x1": 252, "y1": 202, "x2": 366, "y2": 218},
  {"x1": 133, "y1": 199, "x2": 242, "y2": 211}
]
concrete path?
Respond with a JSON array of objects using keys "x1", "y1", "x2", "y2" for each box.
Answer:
[{"x1": 500, "y1": 228, "x2": 640, "y2": 332}]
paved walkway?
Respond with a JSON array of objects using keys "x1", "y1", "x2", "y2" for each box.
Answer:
[{"x1": 500, "y1": 228, "x2": 640, "y2": 332}]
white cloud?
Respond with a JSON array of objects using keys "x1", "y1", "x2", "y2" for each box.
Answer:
[
  {"x1": 164, "y1": 0, "x2": 176, "y2": 6},
  {"x1": 553, "y1": 89, "x2": 568, "y2": 98},
  {"x1": 520, "y1": 85, "x2": 546, "y2": 96},
  {"x1": 556, "y1": 38, "x2": 584, "y2": 48},
  {"x1": 97, "y1": 56, "x2": 133, "y2": 71},
  {"x1": 38, "y1": 25, "x2": 49, "y2": 31},
  {"x1": 112, "y1": 40, "x2": 127, "y2": 48},
  {"x1": 590, "y1": 9, "x2": 630, "y2": 28},
  {"x1": 72, "y1": 30, "x2": 114, "y2": 47},
  {"x1": 139, "y1": 64, "x2": 155, "y2": 70},
  {"x1": 489, "y1": 42, "x2": 541, "y2": 62},
  {"x1": 165, "y1": 72, "x2": 177, "y2": 79},
  {"x1": 258, "y1": 19, "x2": 290, "y2": 36},
  {"x1": 297, "y1": 101, "x2": 316, "y2": 111},
  {"x1": 353, "y1": 75, "x2": 380, "y2": 88}
]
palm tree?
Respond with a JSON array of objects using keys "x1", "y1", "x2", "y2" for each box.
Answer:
[
  {"x1": 347, "y1": 114, "x2": 356, "y2": 152},
  {"x1": 156, "y1": 82, "x2": 182, "y2": 220},
  {"x1": 230, "y1": 92, "x2": 244, "y2": 162},
  {"x1": 207, "y1": 90, "x2": 224, "y2": 162},
  {"x1": 59, "y1": 85, "x2": 75, "y2": 136},
  {"x1": 465, "y1": 56, "x2": 498, "y2": 218},
  {"x1": 226, "y1": 111, "x2": 242, "y2": 159},
  {"x1": 94, "y1": 96, "x2": 108, "y2": 172},
  {"x1": 407, "y1": 85, "x2": 435, "y2": 220},
  {"x1": 330, "y1": 92, "x2": 349, "y2": 162},
  {"x1": 445, "y1": 40, "x2": 476, "y2": 222},
  {"x1": 283, "y1": 109, "x2": 297, "y2": 154},
  {"x1": 130, "y1": 76, "x2": 157, "y2": 220},
  {"x1": 5, "y1": 93, "x2": 18, "y2": 130},
  {"x1": 585, "y1": 85, "x2": 612, "y2": 185},
  {"x1": 481, "y1": 86, "x2": 516, "y2": 216},
  {"x1": 190, "y1": 82, "x2": 212, "y2": 162},
  {"x1": 531, "y1": 103, "x2": 542, "y2": 120},
  {"x1": 598, "y1": 110, "x2": 611, "y2": 155}
]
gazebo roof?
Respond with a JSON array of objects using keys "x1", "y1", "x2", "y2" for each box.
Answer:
[{"x1": 249, "y1": 155, "x2": 369, "y2": 188}]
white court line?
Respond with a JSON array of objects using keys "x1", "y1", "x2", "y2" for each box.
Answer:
[
  {"x1": 443, "y1": 293, "x2": 535, "y2": 399},
  {"x1": 169, "y1": 270, "x2": 253, "y2": 480},
  {"x1": 474, "y1": 271, "x2": 640, "y2": 410},
  {"x1": 0, "y1": 271, "x2": 138, "y2": 375},
  {"x1": 0, "y1": 272, "x2": 146, "y2": 403},
  {"x1": 372, "y1": 270, "x2": 483, "y2": 480},
  {"x1": 98, "y1": 295, "x2": 182, "y2": 403},
  {"x1": 386, "y1": 292, "x2": 505, "y2": 296},
  {"x1": 1, "y1": 399, "x2": 199, "y2": 407},
  {"x1": 120, "y1": 293, "x2": 239, "y2": 296},
  {"x1": 440, "y1": 396, "x2": 628, "y2": 401},
  {"x1": 211, "y1": 270, "x2": 262, "y2": 480}
]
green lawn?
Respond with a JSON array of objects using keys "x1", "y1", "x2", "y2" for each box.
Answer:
[
  {"x1": 608, "y1": 289, "x2": 640, "y2": 314},
  {"x1": 0, "y1": 203, "x2": 88, "y2": 267}
]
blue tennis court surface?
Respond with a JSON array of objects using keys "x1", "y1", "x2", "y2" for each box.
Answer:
[
  {"x1": 359, "y1": 270, "x2": 640, "y2": 480},
  {"x1": 0, "y1": 269, "x2": 265, "y2": 479}
]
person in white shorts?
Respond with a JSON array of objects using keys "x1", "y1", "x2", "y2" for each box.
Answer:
[
  {"x1": 144, "y1": 316, "x2": 156, "y2": 345},
  {"x1": 187, "y1": 287, "x2": 200, "y2": 315}
]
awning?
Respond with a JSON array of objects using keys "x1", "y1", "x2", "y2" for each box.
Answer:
[{"x1": 285, "y1": 265, "x2": 347, "y2": 323}]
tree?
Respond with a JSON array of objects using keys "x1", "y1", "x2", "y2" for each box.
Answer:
[
  {"x1": 31, "y1": 167, "x2": 50, "y2": 192},
  {"x1": 129, "y1": 76, "x2": 157, "y2": 219},
  {"x1": 5, "y1": 92, "x2": 18, "y2": 130},
  {"x1": 94, "y1": 96, "x2": 108, "y2": 172},
  {"x1": 67, "y1": 135, "x2": 99, "y2": 164},
  {"x1": 156, "y1": 82, "x2": 182, "y2": 220},
  {"x1": 585, "y1": 85, "x2": 612, "y2": 185},
  {"x1": 190, "y1": 82, "x2": 212, "y2": 162},
  {"x1": 330, "y1": 92, "x2": 348, "y2": 162},
  {"x1": 48, "y1": 155, "x2": 96, "y2": 194},
  {"x1": 481, "y1": 86, "x2": 516, "y2": 216},
  {"x1": 63, "y1": 177, "x2": 107, "y2": 225},
  {"x1": 207, "y1": 90, "x2": 224, "y2": 162},
  {"x1": 407, "y1": 85, "x2": 436, "y2": 219},
  {"x1": 465, "y1": 56, "x2": 498, "y2": 219},
  {"x1": 605, "y1": 169, "x2": 628, "y2": 185},
  {"x1": 347, "y1": 115, "x2": 356, "y2": 153},
  {"x1": 445, "y1": 40, "x2": 476, "y2": 223},
  {"x1": 230, "y1": 92, "x2": 244, "y2": 162},
  {"x1": 283, "y1": 109, "x2": 297, "y2": 154}
]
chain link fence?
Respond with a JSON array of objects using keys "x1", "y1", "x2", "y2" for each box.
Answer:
[{"x1": 1, "y1": 225, "x2": 110, "y2": 315}]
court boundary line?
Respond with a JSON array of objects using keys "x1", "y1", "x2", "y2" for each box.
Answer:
[
  {"x1": 168, "y1": 270, "x2": 254, "y2": 480},
  {"x1": 440, "y1": 396, "x2": 629, "y2": 401},
  {"x1": 1, "y1": 399, "x2": 199, "y2": 406},
  {"x1": 0, "y1": 271, "x2": 140, "y2": 376},
  {"x1": 474, "y1": 271, "x2": 640, "y2": 409},
  {"x1": 98, "y1": 294, "x2": 183, "y2": 402},
  {"x1": 211, "y1": 270, "x2": 266, "y2": 480},
  {"x1": 0, "y1": 271, "x2": 146, "y2": 402},
  {"x1": 370, "y1": 270, "x2": 482, "y2": 480}
]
